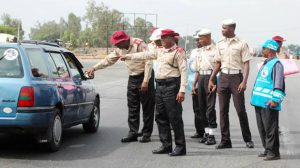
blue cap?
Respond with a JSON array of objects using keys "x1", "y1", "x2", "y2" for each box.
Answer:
[{"x1": 262, "y1": 40, "x2": 279, "y2": 51}]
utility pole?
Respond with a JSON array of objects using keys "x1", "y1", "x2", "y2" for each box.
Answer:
[
  {"x1": 17, "y1": 21, "x2": 20, "y2": 41},
  {"x1": 184, "y1": 25, "x2": 189, "y2": 51}
]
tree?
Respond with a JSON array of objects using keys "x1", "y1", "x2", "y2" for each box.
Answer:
[
  {"x1": 131, "y1": 17, "x2": 153, "y2": 43},
  {"x1": 0, "y1": 25, "x2": 15, "y2": 35},
  {"x1": 29, "y1": 21, "x2": 62, "y2": 41},
  {"x1": 82, "y1": 0, "x2": 124, "y2": 47},
  {"x1": 62, "y1": 13, "x2": 81, "y2": 48},
  {"x1": 179, "y1": 35, "x2": 196, "y2": 52},
  {"x1": 1, "y1": 14, "x2": 24, "y2": 40}
]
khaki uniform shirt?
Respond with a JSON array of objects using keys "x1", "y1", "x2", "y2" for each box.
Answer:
[
  {"x1": 93, "y1": 38, "x2": 152, "y2": 82},
  {"x1": 215, "y1": 37, "x2": 252, "y2": 70},
  {"x1": 148, "y1": 42, "x2": 157, "y2": 51},
  {"x1": 125, "y1": 44, "x2": 188, "y2": 93},
  {"x1": 195, "y1": 44, "x2": 217, "y2": 71},
  {"x1": 277, "y1": 48, "x2": 288, "y2": 59}
]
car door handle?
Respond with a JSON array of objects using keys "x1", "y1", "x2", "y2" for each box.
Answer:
[{"x1": 57, "y1": 84, "x2": 63, "y2": 88}]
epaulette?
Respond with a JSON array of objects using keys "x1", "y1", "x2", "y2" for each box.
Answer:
[
  {"x1": 176, "y1": 47, "x2": 185, "y2": 53},
  {"x1": 217, "y1": 39, "x2": 224, "y2": 43},
  {"x1": 133, "y1": 38, "x2": 143, "y2": 45}
]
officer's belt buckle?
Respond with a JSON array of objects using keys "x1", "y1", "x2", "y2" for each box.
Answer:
[
  {"x1": 221, "y1": 69, "x2": 241, "y2": 74},
  {"x1": 199, "y1": 70, "x2": 212, "y2": 75}
]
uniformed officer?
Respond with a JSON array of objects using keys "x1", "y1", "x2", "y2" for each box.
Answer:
[
  {"x1": 193, "y1": 29, "x2": 217, "y2": 145},
  {"x1": 190, "y1": 30, "x2": 205, "y2": 139},
  {"x1": 272, "y1": 36, "x2": 288, "y2": 59},
  {"x1": 208, "y1": 19, "x2": 254, "y2": 149},
  {"x1": 148, "y1": 28, "x2": 163, "y2": 50},
  {"x1": 251, "y1": 40, "x2": 285, "y2": 161},
  {"x1": 120, "y1": 29, "x2": 187, "y2": 156},
  {"x1": 86, "y1": 30, "x2": 155, "y2": 143}
]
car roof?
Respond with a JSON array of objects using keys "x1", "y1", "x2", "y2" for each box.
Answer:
[{"x1": 0, "y1": 41, "x2": 83, "y2": 69}]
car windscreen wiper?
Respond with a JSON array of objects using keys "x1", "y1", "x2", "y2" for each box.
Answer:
[{"x1": 0, "y1": 55, "x2": 6, "y2": 61}]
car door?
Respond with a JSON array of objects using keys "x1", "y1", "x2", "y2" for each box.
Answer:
[
  {"x1": 63, "y1": 52, "x2": 94, "y2": 121},
  {"x1": 46, "y1": 52, "x2": 78, "y2": 125}
]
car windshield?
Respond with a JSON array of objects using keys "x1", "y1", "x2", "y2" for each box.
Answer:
[{"x1": 0, "y1": 47, "x2": 23, "y2": 78}]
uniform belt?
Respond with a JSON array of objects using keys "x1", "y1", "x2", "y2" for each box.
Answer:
[
  {"x1": 155, "y1": 77, "x2": 180, "y2": 85},
  {"x1": 129, "y1": 73, "x2": 144, "y2": 79},
  {"x1": 199, "y1": 70, "x2": 212, "y2": 75},
  {"x1": 221, "y1": 69, "x2": 242, "y2": 74}
]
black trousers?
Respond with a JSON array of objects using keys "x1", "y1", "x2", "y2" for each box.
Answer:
[
  {"x1": 155, "y1": 77, "x2": 186, "y2": 150},
  {"x1": 192, "y1": 89, "x2": 205, "y2": 135},
  {"x1": 197, "y1": 74, "x2": 217, "y2": 129},
  {"x1": 218, "y1": 73, "x2": 252, "y2": 143},
  {"x1": 127, "y1": 71, "x2": 155, "y2": 137},
  {"x1": 255, "y1": 106, "x2": 280, "y2": 156}
]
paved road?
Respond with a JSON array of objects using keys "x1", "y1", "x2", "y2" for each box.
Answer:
[{"x1": 0, "y1": 58, "x2": 299, "y2": 168}]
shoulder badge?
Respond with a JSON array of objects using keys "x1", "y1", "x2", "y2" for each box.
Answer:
[
  {"x1": 176, "y1": 47, "x2": 184, "y2": 53},
  {"x1": 133, "y1": 39, "x2": 142, "y2": 45}
]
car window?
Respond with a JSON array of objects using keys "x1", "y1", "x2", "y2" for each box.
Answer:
[
  {"x1": 50, "y1": 52, "x2": 70, "y2": 78},
  {"x1": 0, "y1": 47, "x2": 23, "y2": 78},
  {"x1": 45, "y1": 53, "x2": 60, "y2": 78},
  {"x1": 64, "y1": 54, "x2": 82, "y2": 80},
  {"x1": 26, "y1": 48, "x2": 49, "y2": 78}
]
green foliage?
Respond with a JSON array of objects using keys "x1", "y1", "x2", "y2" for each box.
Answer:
[
  {"x1": 29, "y1": 21, "x2": 62, "y2": 41},
  {"x1": 0, "y1": 14, "x2": 24, "y2": 40},
  {"x1": 61, "y1": 13, "x2": 81, "y2": 48},
  {"x1": 287, "y1": 44, "x2": 300, "y2": 53},
  {"x1": 82, "y1": 1, "x2": 125, "y2": 47},
  {"x1": 0, "y1": 25, "x2": 16, "y2": 34},
  {"x1": 179, "y1": 36, "x2": 197, "y2": 51},
  {"x1": 132, "y1": 17, "x2": 153, "y2": 43}
]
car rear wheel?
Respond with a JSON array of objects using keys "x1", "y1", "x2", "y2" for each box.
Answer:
[
  {"x1": 43, "y1": 108, "x2": 62, "y2": 152},
  {"x1": 83, "y1": 99, "x2": 100, "y2": 133}
]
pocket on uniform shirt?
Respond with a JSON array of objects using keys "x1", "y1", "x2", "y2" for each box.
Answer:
[
  {"x1": 232, "y1": 48, "x2": 241, "y2": 56},
  {"x1": 219, "y1": 49, "x2": 225, "y2": 56}
]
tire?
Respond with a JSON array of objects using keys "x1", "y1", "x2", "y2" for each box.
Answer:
[
  {"x1": 83, "y1": 99, "x2": 100, "y2": 133},
  {"x1": 43, "y1": 108, "x2": 62, "y2": 152}
]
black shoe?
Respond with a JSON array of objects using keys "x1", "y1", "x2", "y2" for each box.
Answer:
[
  {"x1": 199, "y1": 133, "x2": 208, "y2": 143},
  {"x1": 264, "y1": 155, "x2": 280, "y2": 161},
  {"x1": 152, "y1": 146, "x2": 172, "y2": 154},
  {"x1": 215, "y1": 142, "x2": 232, "y2": 149},
  {"x1": 137, "y1": 132, "x2": 143, "y2": 137},
  {"x1": 205, "y1": 135, "x2": 216, "y2": 145},
  {"x1": 191, "y1": 133, "x2": 202, "y2": 138},
  {"x1": 246, "y1": 141, "x2": 254, "y2": 148},
  {"x1": 258, "y1": 151, "x2": 267, "y2": 157},
  {"x1": 139, "y1": 136, "x2": 151, "y2": 143},
  {"x1": 121, "y1": 136, "x2": 138, "y2": 143},
  {"x1": 168, "y1": 147, "x2": 186, "y2": 156}
]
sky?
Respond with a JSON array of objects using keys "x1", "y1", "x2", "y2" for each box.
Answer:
[{"x1": 0, "y1": 0, "x2": 299, "y2": 47}]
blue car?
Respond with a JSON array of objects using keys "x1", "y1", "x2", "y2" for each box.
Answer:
[{"x1": 0, "y1": 41, "x2": 100, "y2": 152}]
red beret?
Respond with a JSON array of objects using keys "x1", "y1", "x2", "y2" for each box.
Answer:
[
  {"x1": 110, "y1": 30, "x2": 130, "y2": 45},
  {"x1": 161, "y1": 29, "x2": 179, "y2": 37},
  {"x1": 272, "y1": 36, "x2": 285, "y2": 42}
]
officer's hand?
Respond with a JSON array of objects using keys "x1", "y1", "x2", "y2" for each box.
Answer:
[
  {"x1": 238, "y1": 81, "x2": 247, "y2": 93},
  {"x1": 176, "y1": 92, "x2": 185, "y2": 103},
  {"x1": 119, "y1": 55, "x2": 126, "y2": 61},
  {"x1": 192, "y1": 85, "x2": 197, "y2": 95},
  {"x1": 208, "y1": 80, "x2": 216, "y2": 93},
  {"x1": 86, "y1": 68, "x2": 95, "y2": 78},
  {"x1": 266, "y1": 101, "x2": 278, "y2": 108},
  {"x1": 140, "y1": 81, "x2": 149, "y2": 94}
]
